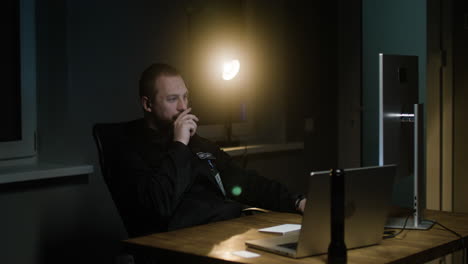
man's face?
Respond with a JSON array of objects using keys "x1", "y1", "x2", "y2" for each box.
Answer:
[{"x1": 149, "y1": 75, "x2": 188, "y2": 126}]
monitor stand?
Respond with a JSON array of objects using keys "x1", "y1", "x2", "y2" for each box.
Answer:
[
  {"x1": 385, "y1": 217, "x2": 434, "y2": 230},
  {"x1": 384, "y1": 104, "x2": 434, "y2": 231}
]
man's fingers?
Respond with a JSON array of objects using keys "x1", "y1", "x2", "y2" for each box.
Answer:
[
  {"x1": 175, "y1": 108, "x2": 192, "y2": 121},
  {"x1": 189, "y1": 127, "x2": 196, "y2": 136},
  {"x1": 173, "y1": 108, "x2": 198, "y2": 141},
  {"x1": 180, "y1": 114, "x2": 199, "y2": 122},
  {"x1": 175, "y1": 110, "x2": 200, "y2": 125},
  {"x1": 175, "y1": 119, "x2": 197, "y2": 132},
  {"x1": 187, "y1": 120, "x2": 197, "y2": 136},
  {"x1": 183, "y1": 107, "x2": 192, "y2": 115},
  {"x1": 186, "y1": 120, "x2": 197, "y2": 129}
]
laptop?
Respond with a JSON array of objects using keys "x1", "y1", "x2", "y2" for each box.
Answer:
[{"x1": 245, "y1": 165, "x2": 396, "y2": 258}]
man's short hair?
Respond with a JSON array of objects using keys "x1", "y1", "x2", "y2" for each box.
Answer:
[{"x1": 139, "y1": 63, "x2": 181, "y2": 99}]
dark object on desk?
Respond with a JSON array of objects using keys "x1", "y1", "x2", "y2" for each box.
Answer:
[{"x1": 327, "y1": 168, "x2": 347, "y2": 264}]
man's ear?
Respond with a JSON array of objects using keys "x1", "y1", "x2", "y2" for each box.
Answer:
[{"x1": 141, "y1": 96, "x2": 152, "y2": 113}]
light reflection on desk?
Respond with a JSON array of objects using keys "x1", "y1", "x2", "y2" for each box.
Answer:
[{"x1": 208, "y1": 228, "x2": 261, "y2": 260}]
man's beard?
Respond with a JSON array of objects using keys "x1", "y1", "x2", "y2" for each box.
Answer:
[
  {"x1": 152, "y1": 112, "x2": 184, "y2": 134},
  {"x1": 152, "y1": 116, "x2": 174, "y2": 134}
]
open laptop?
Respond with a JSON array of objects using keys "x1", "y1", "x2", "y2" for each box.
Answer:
[{"x1": 245, "y1": 165, "x2": 396, "y2": 258}]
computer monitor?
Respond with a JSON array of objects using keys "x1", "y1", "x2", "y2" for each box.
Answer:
[{"x1": 378, "y1": 53, "x2": 433, "y2": 230}]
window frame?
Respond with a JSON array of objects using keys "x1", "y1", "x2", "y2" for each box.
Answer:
[{"x1": 0, "y1": 0, "x2": 37, "y2": 162}]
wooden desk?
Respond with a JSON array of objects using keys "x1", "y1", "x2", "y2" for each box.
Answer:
[{"x1": 123, "y1": 210, "x2": 468, "y2": 264}]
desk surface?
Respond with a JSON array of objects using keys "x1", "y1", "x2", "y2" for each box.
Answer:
[{"x1": 123, "y1": 210, "x2": 468, "y2": 264}]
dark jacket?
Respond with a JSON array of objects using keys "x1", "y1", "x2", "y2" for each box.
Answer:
[{"x1": 111, "y1": 119, "x2": 298, "y2": 237}]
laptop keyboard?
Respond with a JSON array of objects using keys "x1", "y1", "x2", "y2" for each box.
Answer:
[{"x1": 278, "y1": 242, "x2": 298, "y2": 250}]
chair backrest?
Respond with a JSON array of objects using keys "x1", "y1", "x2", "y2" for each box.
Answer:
[
  {"x1": 93, "y1": 122, "x2": 123, "y2": 184},
  {"x1": 93, "y1": 121, "x2": 136, "y2": 235}
]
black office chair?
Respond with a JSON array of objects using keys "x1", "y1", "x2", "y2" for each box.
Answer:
[
  {"x1": 93, "y1": 121, "x2": 142, "y2": 237},
  {"x1": 93, "y1": 121, "x2": 142, "y2": 264},
  {"x1": 93, "y1": 122, "x2": 125, "y2": 196}
]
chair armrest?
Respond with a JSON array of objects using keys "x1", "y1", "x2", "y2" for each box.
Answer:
[{"x1": 241, "y1": 207, "x2": 270, "y2": 215}]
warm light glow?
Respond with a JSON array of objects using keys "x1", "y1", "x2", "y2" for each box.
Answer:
[{"x1": 222, "y1": 59, "x2": 240, "y2": 80}]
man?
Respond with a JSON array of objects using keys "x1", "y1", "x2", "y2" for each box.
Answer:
[{"x1": 113, "y1": 63, "x2": 306, "y2": 237}]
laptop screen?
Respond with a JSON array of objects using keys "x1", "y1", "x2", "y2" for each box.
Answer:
[
  {"x1": 246, "y1": 165, "x2": 396, "y2": 258},
  {"x1": 297, "y1": 165, "x2": 396, "y2": 256}
]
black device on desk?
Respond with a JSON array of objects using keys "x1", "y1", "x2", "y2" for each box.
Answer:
[{"x1": 328, "y1": 168, "x2": 347, "y2": 264}]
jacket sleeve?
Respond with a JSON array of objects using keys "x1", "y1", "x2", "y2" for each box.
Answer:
[{"x1": 212, "y1": 147, "x2": 299, "y2": 213}]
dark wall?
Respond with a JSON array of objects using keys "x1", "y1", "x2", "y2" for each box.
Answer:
[
  {"x1": 284, "y1": 1, "x2": 338, "y2": 144},
  {"x1": 300, "y1": 1, "x2": 339, "y2": 171},
  {"x1": 453, "y1": 0, "x2": 468, "y2": 212},
  {"x1": 231, "y1": 149, "x2": 307, "y2": 195}
]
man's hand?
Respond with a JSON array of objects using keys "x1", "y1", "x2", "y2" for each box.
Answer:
[{"x1": 173, "y1": 108, "x2": 199, "y2": 145}]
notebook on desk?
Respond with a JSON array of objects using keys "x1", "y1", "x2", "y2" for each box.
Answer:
[{"x1": 245, "y1": 165, "x2": 396, "y2": 258}]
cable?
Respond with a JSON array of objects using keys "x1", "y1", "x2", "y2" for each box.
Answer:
[
  {"x1": 429, "y1": 220, "x2": 466, "y2": 264},
  {"x1": 383, "y1": 211, "x2": 412, "y2": 239},
  {"x1": 384, "y1": 216, "x2": 466, "y2": 263}
]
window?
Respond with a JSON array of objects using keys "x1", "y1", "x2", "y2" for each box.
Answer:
[{"x1": 0, "y1": 0, "x2": 37, "y2": 162}]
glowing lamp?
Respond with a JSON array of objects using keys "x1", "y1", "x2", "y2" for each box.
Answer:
[{"x1": 222, "y1": 59, "x2": 240, "y2": 80}]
